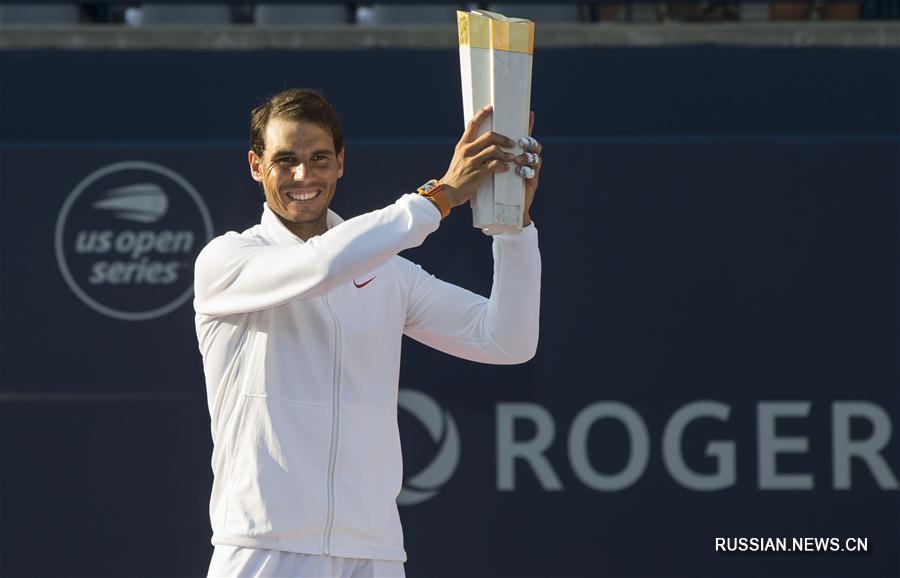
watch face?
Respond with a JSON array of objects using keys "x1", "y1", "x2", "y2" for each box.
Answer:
[{"x1": 420, "y1": 179, "x2": 439, "y2": 194}]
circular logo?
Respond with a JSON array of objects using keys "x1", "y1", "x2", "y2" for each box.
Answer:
[
  {"x1": 397, "y1": 389, "x2": 460, "y2": 506},
  {"x1": 55, "y1": 161, "x2": 213, "y2": 321}
]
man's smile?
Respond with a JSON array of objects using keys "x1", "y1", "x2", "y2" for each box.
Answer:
[{"x1": 284, "y1": 189, "x2": 322, "y2": 202}]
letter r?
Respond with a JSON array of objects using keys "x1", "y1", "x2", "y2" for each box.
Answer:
[{"x1": 496, "y1": 403, "x2": 563, "y2": 491}]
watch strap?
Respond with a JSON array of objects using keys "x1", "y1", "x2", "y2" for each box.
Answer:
[{"x1": 417, "y1": 179, "x2": 451, "y2": 220}]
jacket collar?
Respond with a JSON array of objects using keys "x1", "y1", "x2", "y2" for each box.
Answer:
[{"x1": 260, "y1": 202, "x2": 344, "y2": 246}]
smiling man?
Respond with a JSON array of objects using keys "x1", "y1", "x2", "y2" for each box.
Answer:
[
  {"x1": 251, "y1": 112, "x2": 344, "y2": 239},
  {"x1": 194, "y1": 88, "x2": 542, "y2": 578}
]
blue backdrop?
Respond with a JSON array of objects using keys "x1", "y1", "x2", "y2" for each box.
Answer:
[{"x1": 1, "y1": 46, "x2": 898, "y2": 577}]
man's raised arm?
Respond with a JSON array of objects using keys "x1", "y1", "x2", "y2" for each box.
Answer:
[{"x1": 193, "y1": 194, "x2": 440, "y2": 316}]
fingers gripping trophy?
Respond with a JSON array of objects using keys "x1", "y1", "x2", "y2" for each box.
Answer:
[{"x1": 457, "y1": 10, "x2": 540, "y2": 235}]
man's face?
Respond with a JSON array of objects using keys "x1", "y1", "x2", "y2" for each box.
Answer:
[{"x1": 249, "y1": 117, "x2": 344, "y2": 234}]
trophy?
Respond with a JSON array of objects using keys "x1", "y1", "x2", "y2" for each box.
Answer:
[{"x1": 457, "y1": 10, "x2": 534, "y2": 235}]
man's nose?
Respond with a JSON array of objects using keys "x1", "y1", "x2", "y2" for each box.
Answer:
[{"x1": 292, "y1": 163, "x2": 308, "y2": 180}]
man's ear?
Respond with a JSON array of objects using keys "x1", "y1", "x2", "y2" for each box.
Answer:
[
  {"x1": 248, "y1": 150, "x2": 264, "y2": 183},
  {"x1": 337, "y1": 147, "x2": 345, "y2": 179}
]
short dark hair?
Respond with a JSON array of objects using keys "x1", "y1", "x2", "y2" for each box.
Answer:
[{"x1": 250, "y1": 88, "x2": 344, "y2": 157}]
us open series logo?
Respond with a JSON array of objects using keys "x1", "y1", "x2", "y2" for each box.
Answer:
[{"x1": 55, "y1": 161, "x2": 213, "y2": 321}]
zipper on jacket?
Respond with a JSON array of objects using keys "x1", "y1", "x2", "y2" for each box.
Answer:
[{"x1": 321, "y1": 293, "x2": 342, "y2": 556}]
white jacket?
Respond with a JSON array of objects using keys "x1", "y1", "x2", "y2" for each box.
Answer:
[{"x1": 194, "y1": 193, "x2": 540, "y2": 562}]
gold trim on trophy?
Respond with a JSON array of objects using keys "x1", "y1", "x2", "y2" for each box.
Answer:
[{"x1": 458, "y1": 10, "x2": 533, "y2": 55}]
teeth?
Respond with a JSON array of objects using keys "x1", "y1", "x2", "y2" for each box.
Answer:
[{"x1": 288, "y1": 191, "x2": 318, "y2": 201}]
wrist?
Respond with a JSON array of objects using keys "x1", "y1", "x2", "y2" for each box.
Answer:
[
  {"x1": 437, "y1": 175, "x2": 462, "y2": 208},
  {"x1": 441, "y1": 182, "x2": 461, "y2": 208}
]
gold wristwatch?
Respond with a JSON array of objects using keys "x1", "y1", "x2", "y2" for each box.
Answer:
[{"x1": 416, "y1": 179, "x2": 451, "y2": 220}]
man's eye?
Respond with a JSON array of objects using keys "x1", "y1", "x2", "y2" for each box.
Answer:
[
  {"x1": 312, "y1": 155, "x2": 327, "y2": 162},
  {"x1": 276, "y1": 158, "x2": 295, "y2": 165}
]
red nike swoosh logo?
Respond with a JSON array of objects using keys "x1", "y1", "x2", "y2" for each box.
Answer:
[{"x1": 354, "y1": 276, "x2": 376, "y2": 289}]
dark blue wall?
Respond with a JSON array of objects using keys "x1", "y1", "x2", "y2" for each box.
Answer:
[{"x1": 1, "y1": 46, "x2": 898, "y2": 578}]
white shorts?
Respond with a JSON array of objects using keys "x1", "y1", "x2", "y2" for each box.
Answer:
[{"x1": 207, "y1": 546, "x2": 406, "y2": 578}]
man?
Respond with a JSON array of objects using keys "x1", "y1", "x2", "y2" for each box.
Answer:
[{"x1": 194, "y1": 88, "x2": 542, "y2": 578}]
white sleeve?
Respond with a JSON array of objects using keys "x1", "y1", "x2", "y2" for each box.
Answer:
[
  {"x1": 194, "y1": 193, "x2": 440, "y2": 316},
  {"x1": 401, "y1": 223, "x2": 541, "y2": 364}
]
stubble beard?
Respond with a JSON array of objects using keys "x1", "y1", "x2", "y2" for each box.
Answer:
[{"x1": 271, "y1": 182, "x2": 334, "y2": 239}]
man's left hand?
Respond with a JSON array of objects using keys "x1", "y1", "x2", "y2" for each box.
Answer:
[{"x1": 514, "y1": 111, "x2": 542, "y2": 227}]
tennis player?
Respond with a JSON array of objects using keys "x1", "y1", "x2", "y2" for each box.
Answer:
[{"x1": 194, "y1": 88, "x2": 542, "y2": 578}]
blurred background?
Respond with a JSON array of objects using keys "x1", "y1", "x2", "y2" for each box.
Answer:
[{"x1": 1, "y1": 1, "x2": 898, "y2": 577}]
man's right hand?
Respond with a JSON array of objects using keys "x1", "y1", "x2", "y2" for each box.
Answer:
[{"x1": 439, "y1": 105, "x2": 516, "y2": 208}]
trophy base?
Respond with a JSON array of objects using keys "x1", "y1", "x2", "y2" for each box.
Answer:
[{"x1": 472, "y1": 202, "x2": 523, "y2": 236}]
